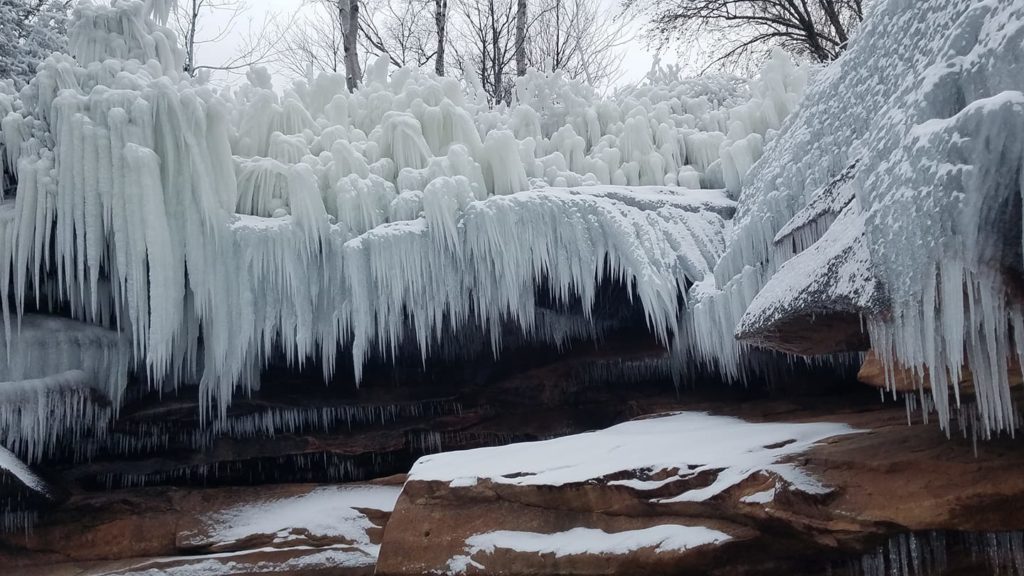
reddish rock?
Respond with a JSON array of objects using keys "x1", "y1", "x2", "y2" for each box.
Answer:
[
  {"x1": 857, "y1": 349, "x2": 1023, "y2": 392},
  {"x1": 376, "y1": 404, "x2": 1024, "y2": 576},
  {"x1": 0, "y1": 483, "x2": 395, "y2": 575}
]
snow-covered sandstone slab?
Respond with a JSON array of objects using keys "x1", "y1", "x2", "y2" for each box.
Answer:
[
  {"x1": 378, "y1": 411, "x2": 859, "y2": 576},
  {"x1": 409, "y1": 411, "x2": 858, "y2": 500},
  {"x1": 736, "y1": 203, "x2": 886, "y2": 355},
  {"x1": 180, "y1": 484, "x2": 402, "y2": 554},
  {"x1": 85, "y1": 545, "x2": 380, "y2": 576},
  {"x1": 445, "y1": 526, "x2": 732, "y2": 575}
]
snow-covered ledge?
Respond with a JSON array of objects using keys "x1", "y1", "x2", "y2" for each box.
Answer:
[{"x1": 377, "y1": 412, "x2": 860, "y2": 575}]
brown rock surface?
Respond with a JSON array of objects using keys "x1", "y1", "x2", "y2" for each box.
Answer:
[
  {"x1": 0, "y1": 483, "x2": 395, "y2": 575},
  {"x1": 376, "y1": 402, "x2": 1024, "y2": 576},
  {"x1": 9, "y1": 546, "x2": 377, "y2": 576}
]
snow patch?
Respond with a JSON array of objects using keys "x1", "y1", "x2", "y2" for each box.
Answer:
[
  {"x1": 193, "y1": 485, "x2": 401, "y2": 549},
  {"x1": 409, "y1": 412, "x2": 858, "y2": 502},
  {"x1": 446, "y1": 525, "x2": 731, "y2": 574}
]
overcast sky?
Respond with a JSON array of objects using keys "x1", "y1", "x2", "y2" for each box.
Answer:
[{"x1": 190, "y1": 0, "x2": 677, "y2": 90}]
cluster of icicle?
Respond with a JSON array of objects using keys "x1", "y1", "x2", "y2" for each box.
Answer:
[
  {"x1": 569, "y1": 356, "x2": 675, "y2": 389},
  {"x1": 830, "y1": 530, "x2": 1024, "y2": 576},
  {"x1": 93, "y1": 397, "x2": 464, "y2": 457},
  {"x1": 0, "y1": 313, "x2": 127, "y2": 466},
  {"x1": 688, "y1": 0, "x2": 1024, "y2": 435},
  {"x1": 0, "y1": 0, "x2": 803, "y2": 427},
  {"x1": 409, "y1": 430, "x2": 524, "y2": 454},
  {"x1": 101, "y1": 450, "x2": 401, "y2": 488},
  {"x1": 0, "y1": 370, "x2": 110, "y2": 463}
]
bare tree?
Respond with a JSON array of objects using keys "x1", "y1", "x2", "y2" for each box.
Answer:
[
  {"x1": 528, "y1": 0, "x2": 628, "y2": 87},
  {"x1": 435, "y1": 0, "x2": 448, "y2": 75},
  {"x1": 449, "y1": 0, "x2": 518, "y2": 103},
  {"x1": 277, "y1": 0, "x2": 362, "y2": 89},
  {"x1": 515, "y1": 0, "x2": 525, "y2": 76},
  {"x1": 340, "y1": 0, "x2": 362, "y2": 90},
  {"x1": 623, "y1": 0, "x2": 864, "y2": 67},
  {"x1": 360, "y1": 0, "x2": 437, "y2": 68},
  {"x1": 171, "y1": 0, "x2": 275, "y2": 76},
  {"x1": 275, "y1": 3, "x2": 345, "y2": 78},
  {"x1": 272, "y1": 0, "x2": 627, "y2": 101}
]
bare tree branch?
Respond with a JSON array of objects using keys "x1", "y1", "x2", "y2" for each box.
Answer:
[{"x1": 621, "y1": 0, "x2": 863, "y2": 69}]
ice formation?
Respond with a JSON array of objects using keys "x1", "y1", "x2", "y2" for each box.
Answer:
[
  {"x1": 0, "y1": 0, "x2": 1017, "y2": 500},
  {"x1": 832, "y1": 530, "x2": 1024, "y2": 576},
  {"x1": 691, "y1": 0, "x2": 1024, "y2": 433},
  {"x1": 0, "y1": 314, "x2": 126, "y2": 464},
  {"x1": 0, "y1": 0, "x2": 805, "y2": 432}
]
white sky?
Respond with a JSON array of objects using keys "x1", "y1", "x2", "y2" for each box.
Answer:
[{"x1": 191, "y1": 0, "x2": 678, "y2": 90}]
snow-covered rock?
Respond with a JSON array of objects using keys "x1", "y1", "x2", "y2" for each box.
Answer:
[
  {"x1": 180, "y1": 484, "x2": 401, "y2": 554},
  {"x1": 377, "y1": 411, "x2": 857, "y2": 575},
  {"x1": 377, "y1": 405, "x2": 1024, "y2": 576},
  {"x1": 407, "y1": 411, "x2": 857, "y2": 498}
]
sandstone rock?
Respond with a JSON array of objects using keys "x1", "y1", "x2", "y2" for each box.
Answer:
[
  {"x1": 9, "y1": 545, "x2": 378, "y2": 576},
  {"x1": 377, "y1": 405, "x2": 1024, "y2": 576},
  {"x1": 0, "y1": 483, "x2": 398, "y2": 575},
  {"x1": 857, "y1": 349, "x2": 1023, "y2": 393}
]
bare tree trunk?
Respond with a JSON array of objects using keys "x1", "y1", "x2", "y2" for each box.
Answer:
[
  {"x1": 435, "y1": 0, "x2": 448, "y2": 75},
  {"x1": 489, "y1": 0, "x2": 502, "y2": 101},
  {"x1": 796, "y1": 0, "x2": 829, "y2": 61},
  {"x1": 340, "y1": 0, "x2": 362, "y2": 91},
  {"x1": 553, "y1": 0, "x2": 562, "y2": 70},
  {"x1": 818, "y1": 0, "x2": 849, "y2": 46},
  {"x1": 515, "y1": 0, "x2": 526, "y2": 76},
  {"x1": 184, "y1": 0, "x2": 200, "y2": 75}
]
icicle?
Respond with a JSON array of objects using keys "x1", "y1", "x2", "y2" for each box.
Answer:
[{"x1": 0, "y1": 0, "x2": 820, "y2": 419}]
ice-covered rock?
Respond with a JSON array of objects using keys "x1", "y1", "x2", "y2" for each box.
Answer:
[{"x1": 693, "y1": 0, "x2": 1024, "y2": 434}]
